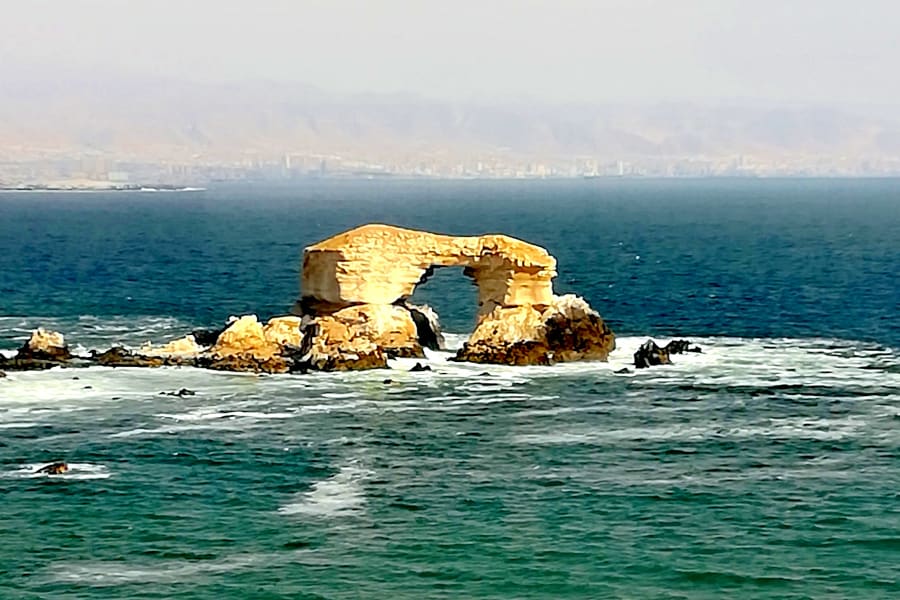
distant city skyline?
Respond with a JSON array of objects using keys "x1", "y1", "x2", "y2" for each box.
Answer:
[
  {"x1": 3, "y1": 1, "x2": 900, "y2": 185},
  {"x1": 2, "y1": 78, "x2": 899, "y2": 186},
  {"x1": 2, "y1": 0, "x2": 900, "y2": 111}
]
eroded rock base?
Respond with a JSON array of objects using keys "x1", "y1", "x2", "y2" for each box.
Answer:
[{"x1": 454, "y1": 294, "x2": 615, "y2": 366}]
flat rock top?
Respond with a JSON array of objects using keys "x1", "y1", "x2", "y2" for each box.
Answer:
[{"x1": 306, "y1": 224, "x2": 555, "y2": 269}]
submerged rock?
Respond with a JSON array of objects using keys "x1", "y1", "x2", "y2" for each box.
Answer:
[
  {"x1": 35, "y1": 462, "x2": 69, "y2": 475},
  {"x1": 200, "y1": 353, "x2": 293, "y2": 374},
  {"x1": 0, "y1": 357, "x2": 64, "y2": 371},
  {"x1": 410, "y1": 362, "x2": 432, "y2": 372},
  {"x1": 162, "y1": 388, "x2": 196, "y2": 397}
]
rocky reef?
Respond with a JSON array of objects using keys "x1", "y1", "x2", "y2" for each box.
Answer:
[
  {"x1": 633, "y1": 339, "x2": 702, "y2": 368},
  {"x1": 1, "y1": 224, "x2": 616, "y2": 374}
]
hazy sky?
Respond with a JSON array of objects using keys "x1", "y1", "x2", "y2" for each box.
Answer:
[{"x1": 2, "y1": 0, "x2": 899, "y2": 107}]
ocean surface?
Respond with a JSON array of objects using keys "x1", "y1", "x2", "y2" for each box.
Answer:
[{"x1": 0, "y1": 178, "x2": 898, "y2": 599}]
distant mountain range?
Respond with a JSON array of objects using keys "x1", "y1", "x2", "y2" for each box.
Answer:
[{"x1": 2, "y1": 75, "x2": 899, "y2": 164}]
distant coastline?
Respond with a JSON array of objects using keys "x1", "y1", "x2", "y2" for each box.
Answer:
[{"x1": 0, "y1": 184, "x2": 206, "y2": 192}]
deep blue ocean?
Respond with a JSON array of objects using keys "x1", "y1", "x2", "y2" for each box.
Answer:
[{"x1": 1, "y1": 178, "x2": 898, "y2": 598}]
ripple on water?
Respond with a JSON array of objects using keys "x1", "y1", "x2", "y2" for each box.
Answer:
[{"x1": 46, "y1": 550, "x2": 309, "y2": 586}]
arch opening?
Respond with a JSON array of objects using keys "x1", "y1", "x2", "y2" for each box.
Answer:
[{"x1": 407, "y1": 265, "x2": 480, "y2": 340}]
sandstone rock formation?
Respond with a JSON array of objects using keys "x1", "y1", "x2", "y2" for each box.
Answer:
[
  {"x1": 455, "y1": 294, "x2": 615, "y2": 365},
  {"x1": 297, "y1": 304, "x2": 409, "y2": 371},
  {"x1": 0, "y1": 328, "x2": 72, "y2": 370},
  {"x1": 299, "y1": 224, "x2": 556, "y2": 315},
  {"x1": 140, "y1": 335, "x2": 204, "y2": 359},
  {"x1": 298, "y1": 224, "x2": 614, "y2": 367},
  {"x1": 19, "y1": 328, "x2": 71, "y2": 362},
  {"x1": 201, "y1": 315, "x2": 303, "y2": 373},
  {"x1": 86, "y1": 315, "x2": 304, "y2": 373}
]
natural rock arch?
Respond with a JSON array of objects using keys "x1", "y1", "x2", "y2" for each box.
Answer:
[
  {"x1": 298, "y1": 224, "x2": 557, "y2": 315},
  {"x1": 296, "y1": 224, "x2": 615, "y2": 367}
]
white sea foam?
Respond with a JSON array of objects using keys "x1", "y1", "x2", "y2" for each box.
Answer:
[
  {"x1": 0, "y1": 421, "x2": 41, "y2": 429},
  {"x1": 1, "y1": 332, "x2": 897, "y2": 432},
  {"x1": 4, "y1": 462, "x2": 111, "y2": 480},
  {"x1": 514, "y1": 420, "x2": 864, "y2": 446},
  {"x1": 109, "y1": 423, "x2": 223, "y2": 438},
  {"x1": 47, "y1": 550, "x2": 301, "y2": 585},
  {"x1": 0, "y1": 314, "x2": 196, "y2": 352},
  {"x1": 278, "y1": 462, "x2": 372, "y2": 517},
  {"x1": 156, "y1": 409, "x2": 297, "y2": 422},
  {"x1": 441, "y1": 333, "x2": 469, "y2": 352}
]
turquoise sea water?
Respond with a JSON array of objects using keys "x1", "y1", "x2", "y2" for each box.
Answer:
[{"x1": 1, "y1": 179, "x2": 898, "y2": 598}]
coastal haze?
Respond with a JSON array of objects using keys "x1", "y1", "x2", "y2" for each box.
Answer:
[{"x1": 3, "y1": 1, "x2": 900, "y2": 185}]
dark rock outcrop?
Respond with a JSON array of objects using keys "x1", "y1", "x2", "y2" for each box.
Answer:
[
  {"x1": 197, "y1": 353, "x2": 292, "y2": 374},
  {"x1": 385, "y1": 346, "x2": 426, "y2": 360},
  {"x1": 665, "y1": 339, "x2": 702, "y2": 355},
  {"x1": 190, "y1": 326, "x2": 226, "y2": 347},
  {"x1": 634, "y1": 340, "x2": 670, "y2": 368},
  {"x1": 93, "y1": 347, "x2": 168, "y2": 368},
  {"x1": 406, "y1": 303, "x2": 445, "y2": 351},
  {"x1": 455, "y1": 340, "x2": 554, "y2": 366},
  {"x1": 35, "y1": 462, "x2": 69, "y2": 475},
  {"x1": 634, "y1": 339, "x2": 701, "y2": 368},
  {"x1": 162, "y1": 388, "x2": 196, "y2": 397},
  {"x1": 294, "y1": 349, "x2": 388, "y2": 372},
  {"x1": 0, "y1": 356, "x2": 66, "y2": 371}
]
